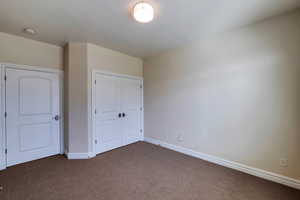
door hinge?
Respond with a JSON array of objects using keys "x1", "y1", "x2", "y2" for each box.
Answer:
[
  {"x1": 5, "y1": 149, "x2": 7, "y2": 154},
  {"x1": 140, "y1": 129, "x2": 143, "y2": 133},
  {"x1": 4, "y1": 112, "x2": 7, "y2": 118},
  {"x1": 94, "y1": 109, "x2": 97, "y2": 114},
  {"x1": 140, "y1": 107, "x2": 143, "y2": 111},
  {"x1": 4, "y1": 75, "x2": 7, "y2": 81},
  {"x1": 95, "y1": 140, "x2": 98, "y2": 144},
  {"x1": 94, "y1": 80, "x2": 97, "y2": 84},
  {"x1": 140, "y1": 85, "x2": 142, "y2": 89}
]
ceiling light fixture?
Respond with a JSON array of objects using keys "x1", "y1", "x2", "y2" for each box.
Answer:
[
  {"x1": 133, "y1": 2, "x2": 154, "y2": 23},
  {"x1": 23, "y1": 28, "x2": 36, "y2": 35}
]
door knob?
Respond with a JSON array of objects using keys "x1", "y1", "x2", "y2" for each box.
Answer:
[
  {"x1": 53, "y1": 115, "x2": 60, "y2": 121},
  {"x1": 122, "y1": 113, "x2": 126, "y2": 117},
  {"x1": 118, "y1": 113, "x2": 122, "y2": 118}
]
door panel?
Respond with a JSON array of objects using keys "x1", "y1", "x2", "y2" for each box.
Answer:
[
  {"x1": 121, "y1": 78, "x2": 142, "y2": 145},
  {"x1": 19, "y1": 123, "x2": 52, "y2": 151},
  {"x1": 6, "y1": 69, "x2": 60, "y2": 166},
  {"x1": 20, "y1": 77, "x2": 52, "y2": 115},
  {"x1": 95, "y1": 74, "x2": 122, "y2": 154}
]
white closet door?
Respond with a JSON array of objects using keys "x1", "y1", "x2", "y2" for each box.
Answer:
[
  {"x1": 120, "y1": 78, "x2": 142, "y2": 145},
  {"x1": 6, "y1": 69, "x2": 60, "y2": 166},
  {"x1": 0, "y1": 67, "x2": 4, "y2": 170},
  {"x1": 94, "y1": 74, "x2": 122, "y2": 154}
]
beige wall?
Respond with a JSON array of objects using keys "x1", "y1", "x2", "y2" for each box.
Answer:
[
  {"x1": 63, "y1": 45, "x2": 69, "y2": 152},
  {"x1": 65, "y1": 42, "x2": 143, "y2": 154},
  {"x1": 144, "y1": 11, "x2": 300, "y2": 180},
  {"x1": 0, "y1": 32, "x2": 63, "y2": 69},
  {"x1": 87, "y1": 43, "x2": 143, "y2": 77},
  {"x1": 64, "y1": 43, "x2": 89, "y2": 153}
]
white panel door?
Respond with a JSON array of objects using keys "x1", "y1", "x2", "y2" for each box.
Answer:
[
  {"x1": 120, "y1": 78, "x2": 142, "y2": 145},
  {"x1": 94, "y1": 74, "x2": 122, "y2": 154},
  {"x1": 6, "y1": 69, "x2": 60, "y2": 166}
]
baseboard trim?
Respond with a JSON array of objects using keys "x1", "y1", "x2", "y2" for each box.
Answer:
[
  {"x1": 0, "y1": 165, "x2": 6, "y2": 171},
  {"x1": 66, "y1": 151, "x2": 95, "y2": 159},
  {"x1": 144, "y1": 137, "x2": 300, "y2": 190}
]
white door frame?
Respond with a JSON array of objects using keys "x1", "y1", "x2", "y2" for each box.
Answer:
[
  {"x1": 91, "y1": 70, "x2": 144, "y2": 156},
  {"x1": 0, "y1": 63, "x2": 64, "y2": 170}
]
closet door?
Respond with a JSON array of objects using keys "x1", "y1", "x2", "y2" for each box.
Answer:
[
  {"x1": 94, "y1": 74, "x2": 122, "y2": 154},
  {"x1": 6, "y1": 68, "x2": 60, "y2": 166},
  {"x1": 0, "y1": 67, "x2": 4, "y2": 170},
  {"x1": 120, "y1": 78, "x2": 142, "y2": 145}
]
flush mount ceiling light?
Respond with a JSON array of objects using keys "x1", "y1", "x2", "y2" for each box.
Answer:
[
  {"x1": 133, "y1": 2, "x2": 154, "y2": 23},
  {"x1": 23, "y1": 28, "x2": 36, "y2": 35}
]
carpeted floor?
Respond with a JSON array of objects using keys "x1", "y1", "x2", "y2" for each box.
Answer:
[{"x1": 0, "y1": 142, "x2": 299, "y2": 200}]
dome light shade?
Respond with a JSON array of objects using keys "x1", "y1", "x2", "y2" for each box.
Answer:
[{"x1": 133, "y1": 2, "x2": 154, "y2": 23}]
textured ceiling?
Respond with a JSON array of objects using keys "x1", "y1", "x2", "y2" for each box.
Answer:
[{"x1": 0, "y1": 0, "x2": 300, "y2": 58}]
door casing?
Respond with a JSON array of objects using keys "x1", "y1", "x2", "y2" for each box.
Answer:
[
  {"x1": 91, "y1": 70, "x2": 144, "y2": 156},
  {"x1": 0, "y1": 63, "x2": 64, "y2": 170}
]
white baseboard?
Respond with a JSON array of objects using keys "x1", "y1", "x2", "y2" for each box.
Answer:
[
  {"x1": 65, "y1": 151, "x2": 96, "y2": 159},
  {"x1": 0, "y1": 165, "x2": 6, "y2": 171},
  {"x1": 144, "y1": 137, "x2": 300, "y2": 190}
]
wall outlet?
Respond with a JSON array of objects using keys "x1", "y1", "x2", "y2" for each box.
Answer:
[
  {"x1": 176, "y1": 133, "x2": 184, "y2": 142},
  {"x1": 280, "y1": 158, "x2": 288, "y2": 167}
]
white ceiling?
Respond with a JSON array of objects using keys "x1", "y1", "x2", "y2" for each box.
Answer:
[{"x1": 0, "y1": 0, "x2": 300, "y2": 58}]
